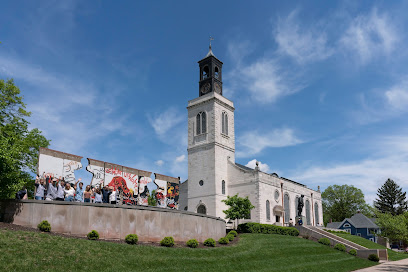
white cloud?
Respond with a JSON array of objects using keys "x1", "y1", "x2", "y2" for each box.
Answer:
[
  {"x1": 340, "y1": 8, "x2": 399, "y2": 64},
  {"x1": 385, "y1": 80, "x2": 408, "y2": 110},
  {"x1": 148, "y1": 107, "x2": 184, "y2": 137},
  {"x1": 275, "y1": 10, "x2": 333, "y2": 64},
  {"x1": 0, "y1": 54, "x2": 134, "y2": 154},
  {"x1": 155, "y1": 160, "x2": 164, "y2": 166},
  {"x1": 245, "y1": 159, "x2": 271, "y2": 173},
  {"x1": 175, "y1": 154, "x2": 185, "y2": 163},
  {"x1": 237, "y1": 128, "x2": 303, "y2": 157},
  {"x1": 291, "y1": 135, "x2": 408, "y2": 205}
]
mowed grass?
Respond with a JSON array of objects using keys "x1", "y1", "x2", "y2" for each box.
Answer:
[
  {"x1": 330, "y1": 232, "x2": 408, "y2": 261},
  {"x1": 0, "y1": 229, "x2": 376, "y2": 272}
]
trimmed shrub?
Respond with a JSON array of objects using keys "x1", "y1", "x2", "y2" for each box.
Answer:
[
  {"x1": 318, "y1": 238, "x2": 331, "y2": 246},
  {"x1": 349, "y1": 249, "x2": 357, "y2": 256},
  {"x1": 237, "y1": 223, "x2": 299, "y2": 236},
  {"x1": 87, "y1": 230, "x2": 99, "y2": 240},
  {"x1": 186, "y1": 239, "x2": 199, "y2": 248},
  {"x1": 334, "y1": 243, "x2": 346, "y2": 252},
  {"x1": 204, "y1": 238, "x2": 216, "y2": 247},
  {"x1": 229, "y1": 230, "x2": 238, "y2": 237},
  {"x1": 37, "y1": 220, "x2": 51, "y2": 232},
  {"x1": 226, "y1": 234, "x2": 235, "y2": 241},
  {"x1": 125, "y1": 234, "x2": 138, "y2": 245},
  {"x1": 368, "y1": 254, "x2": 379, "y2": 262},
  {"x1": 160, "y1": 236, "x2": 175, "y2": 247},
  {"x1": 218, "y1": 237, "x2": 229, "y2": 244}
]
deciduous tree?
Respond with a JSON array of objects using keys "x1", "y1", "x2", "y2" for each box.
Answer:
[
  {"x1": 375, "y1": 211, "x2": 408, "y2": 243},
  {"x1": 0, "y1": 79, "x2": 50, "y2": 198},
  {"x1": 322, "y1": 184, "x2": 370, "y2": 225},
  {"x1": 374, "y1": 179, "x2": 407, "y2": 215},
  {"x1": 222, "y1": 194, "x2": 255, "y2": 228}
]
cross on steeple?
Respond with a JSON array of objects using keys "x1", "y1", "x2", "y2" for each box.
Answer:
[{"x1": 209, "y1": 36, "x2": 214, "y2": 49}]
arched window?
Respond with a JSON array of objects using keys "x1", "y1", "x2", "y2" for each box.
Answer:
[
  {"x1": 222, "y1": 180, "x2": 225, "y2": 195},
  {"x1": 266, "y1": 200, "x2": 270, "y2": 221},
  {"x1": 284, "y1": 193, "x2": 290, "y2": 223},
  {"x1": 221, "y1": 112, "x2": 228, "y2": 135},
  {"x1": 197, "y1": 204, "x2": 206, "y2": 215},
  {"x1": 202, "y1": 66, "x2": 209, "y2": 79},
  {"x1": 315, "y1": 202, "x2": 319, "y2": 225},
  {"x1": 196, "y1": 112, "x2": 206, "y2": 135},
  {"x1": 295, "y1": 196, "x2": 299, "y2": 216},
  {"x1": 305, "y1": 200, "x2": 311, "y2": 225},
  {"x1": 343, "y1": 223, "x2": 351, "y2": 228},
  {"x1": 214, "y1": 66, "x2": 219, "y2": 79}
]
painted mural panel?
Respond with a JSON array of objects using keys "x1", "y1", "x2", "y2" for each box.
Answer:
[
  {"x1": 138, "y1": 176, "x2": 151, "y2": 206},
  {"x1": 63, "y1": 159, "x2": 83, "y2": 184},
  {"x1": 154, "y1": 179, "x2": 167, "y2": 208},
  {"x1": 166, "y1": 182, "x2": 179, "y2": 209},
  {"x1": 86, "y1": 159, "x2": 105, "y2": 187},
  {"x1": 38, "y1": 147, "x2": 83, "y2": 182}
]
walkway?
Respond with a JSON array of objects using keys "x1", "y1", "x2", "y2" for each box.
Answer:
[{"x1": 353, "y1": 258, "x2": 408, "y2": 271}]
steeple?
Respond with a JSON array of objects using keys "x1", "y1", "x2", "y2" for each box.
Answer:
[{"x1": 198, "y1": 38, "x2": 223, "y2": 96}]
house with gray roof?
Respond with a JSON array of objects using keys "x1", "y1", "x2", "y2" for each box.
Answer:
[{"x1": 327, "y1": 212, "x2": 380, "y2": 242}]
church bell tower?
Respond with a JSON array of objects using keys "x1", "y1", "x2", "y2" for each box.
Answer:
[
  {"x1": 198, "y1": 43, "x2": 223, "y2": 96},
  {"x1": 186, "y1": 42, "x2": 235, "y2": 218}
]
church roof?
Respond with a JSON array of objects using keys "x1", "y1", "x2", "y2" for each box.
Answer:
[
  {"x1": 235, "y1": 163, "x2": 254, "y2": 171},
  {"x1": 199, "y1": 45, "x2": 222, "y2": 63}
]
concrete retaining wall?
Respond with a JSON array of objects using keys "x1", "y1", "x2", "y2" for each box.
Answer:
[{"x1": 0, "y1": 200, "x2": 226, "y2": 242}]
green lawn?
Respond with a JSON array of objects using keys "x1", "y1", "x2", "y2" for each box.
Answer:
[
  {"x1": 0, "y1": 229, "x2": 377, "y2": 272},
  {"x1": 330, "y1": 232, "x2": 408, "y2": 261}
]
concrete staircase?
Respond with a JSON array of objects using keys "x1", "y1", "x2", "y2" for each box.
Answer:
[{"x1": 297, "y1": 225, "x2": 388, "y2": 261}]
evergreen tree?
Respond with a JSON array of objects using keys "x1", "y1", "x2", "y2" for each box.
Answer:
[{"x1": 374, "y1": 179, "x2": 407, "y2": 215}]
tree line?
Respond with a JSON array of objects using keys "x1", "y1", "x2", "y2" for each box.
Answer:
[{"x1": 323, "y1": 178, "x2": 408, "y2": 243}]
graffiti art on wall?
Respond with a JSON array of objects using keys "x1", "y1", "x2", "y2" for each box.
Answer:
[
  {"x1": 38, "y1": 147, "x2": 83, "y2": 181},
  {"x1": 38, "y1": 147, "x2": 180, "y2": 209},
  {"x1": 155, "y1": 174, "x2": 180, "y2": 210},
  {"x1": 166, "y1": 182, "x2": 180, "y2": 209}
]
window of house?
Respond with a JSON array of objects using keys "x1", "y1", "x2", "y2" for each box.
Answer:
[
  {"x1": 196, "y1": 112, "x2": 206, "y2": 135},
  {"x1": 343, "y1": 223, "x2": 351, "y2": 228},
  {"x1": 266, "y1": 200, "x2": 270, "y2": 221},
  {"x1": 221, "y1": 111, "x2": 228, "y2": 135},
  {"x1": 222, "y1": 180, "x2": 225, "y2": 195}
]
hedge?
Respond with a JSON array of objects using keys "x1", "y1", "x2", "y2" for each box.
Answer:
[
  {"x1": 318, "y1": 238, "x2": 331, "y2": 246},
  {"x1": 334, "y1": 243, "x2": 346, "y2": 252},
  {"x1": 349, "y1": 249, "x2": 357, "y2": 256},
  {"x1": 228, "y1": 230, "x2": 238, "y2": 237},
  {"x1": 218, "y1": 237, "x2": 229, "y2": 244},
  {"x1": 125, "y1": 234, "x2": 138, "y2": 245},
  {"x1": 37, "y1": 220, "x2": 51, "y2": 232},
  {"x1": 160, "y1": 236, "x2": 175, "y2": 247},
  {"x1": 87, "y1": 230, "x2": 99, "y2": 240},
  {"x1": 186, "y1": 239, "x2": 199, "y2": 248},
  {"x1": 237, "y1": 223, "x2": 299, "y2": 236},
  {"x1": 204, "y1": 238, "x2": 216, "y2": 247},
  {"x1": 368, "y1": 254, "x2": 379, "y2": 262}
]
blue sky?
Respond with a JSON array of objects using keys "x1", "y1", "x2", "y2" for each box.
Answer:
[{"x1": 1, "y1": 0, "x2": 408, "y2": 204}]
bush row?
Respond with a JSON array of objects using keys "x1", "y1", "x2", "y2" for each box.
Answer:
[
  {"x1": 318, "y1": 237, "x2": 378, "y2": 261},
  {"x1": 237, "y1": 223, "x2": 299, "y2": 236}
]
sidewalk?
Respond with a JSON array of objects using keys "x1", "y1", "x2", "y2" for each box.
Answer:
[{"x1": 353, "y1": 258, "x2": 408, "y2": 271}]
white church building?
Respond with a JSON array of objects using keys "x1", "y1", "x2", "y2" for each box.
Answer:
[{"x1": 179, "y1": 46, "x2": 323, "y2": 227}]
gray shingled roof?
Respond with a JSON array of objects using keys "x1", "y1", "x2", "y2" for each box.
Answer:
[
  {"x1": 235, "y1": 163, "x2": 254, "y2": 171},
  {"x1": 326, "y1": 222, "x2": 341, "y2": 229},
  {"x1": 348, "y1": 213, "x2": 379, "y2": 229}
]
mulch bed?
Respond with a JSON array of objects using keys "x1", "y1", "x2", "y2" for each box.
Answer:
[{"x1": 0, "y1": 222, "x2": 239, "y2": 248}]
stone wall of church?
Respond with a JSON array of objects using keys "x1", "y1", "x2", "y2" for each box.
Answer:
[
  {"x1": 227, "y1": 161, "x2": 260, "y2": 223},
  {"x1": 258, "y1": 172, "x2": 323, "y2": 226}
]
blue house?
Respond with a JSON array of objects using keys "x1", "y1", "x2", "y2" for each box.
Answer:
[{"x1": 327, "y1": 212, "x2": 379, "y2": 243}]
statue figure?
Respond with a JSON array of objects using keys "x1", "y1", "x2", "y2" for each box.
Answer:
[{"x1": 297, "y1": 194, "x2": 304, "y2": 216}]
